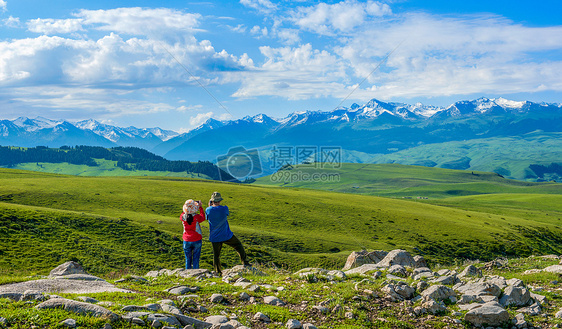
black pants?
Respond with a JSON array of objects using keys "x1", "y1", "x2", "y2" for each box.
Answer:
[{"x1": 211, "y1": 234, "x2": 249, "y2": 274}]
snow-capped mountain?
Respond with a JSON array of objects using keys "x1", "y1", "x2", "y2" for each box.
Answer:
[{"x1": 1, "y1": 97, "x2": 561, "y2": 162}]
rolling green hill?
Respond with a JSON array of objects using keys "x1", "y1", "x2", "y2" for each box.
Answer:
[
  {"x1": 254, "y1": 163, "x2": 561, "y2": 199},
  {"x1": 2, "y1": 167, "x2": 562, "y2": 276}
]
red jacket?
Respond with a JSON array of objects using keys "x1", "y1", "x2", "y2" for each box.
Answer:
[{"x1": 180, "y1": 206, "x2": 206, "y2": 242}]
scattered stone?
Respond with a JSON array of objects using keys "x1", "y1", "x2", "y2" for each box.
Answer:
[
  {"x1": 377, "y1": 249, "x2": 416, "y2": 268},
  {"x1": 459, "y1": 265, "x2": 482, "y2": 278},
  {"x1": 303, "y1": 324, "x2": 318, "y2": 329},
  {"x1": 253, "y1": 312, "x2": 271, "y2": 322},
  {"x1": 432, "y1": 275, "x2": 457, "y2": 286},
  {"x1": 416, "y1": 281, "x2": 429, "y2": 292},
  {"x1": 381, "y1": 282, "x2": 414, "y2": 301},
  {"x1": 344, "y1": 312, "x2": 355, "y2": 319},
  {"x1": 388, "y1": 265, "x2": 408, "y2": 277},
  {"x1": 413, "y1": 255, "x2": 428, "y2": 268},
  {"x1": 174, "y1": 314, "x2": 212, "y2": 328},
  {"x1": 499, "y1": 285, "x2": 531, "y2": 307},
  {"x1": 421, "y1": 297, "x2": 447, "y2": 314},
  {"x1": 312, "y1": 305, "x2": 330, "y2": 314},
  {"x1": 286, "y1": 319, "x2": 302, "y2": 329},
  {"x1": 421, "y1": 285, "x2": 455, "y2": 302},
  {"x1": 342, "y1": 250, "x2": 388, "y2": 270},
  {"x1": 75, "y1": 296, "x2": 98, "y2": 303},
  {"x1": 513, "y1": 313, "x2": 527, "y2": 328},
  {"x1": 222, "y1": 265, "x2": 266, "y2": 277},
  {"x1": 344, "y1": 264, "x2": 384, "y2": 275},
  {"x1": 263, "y1": 296, "x2": 285, "y2": 306},
  {"x1": 205, "y1": 315, "x2": 228, "y2": 326},
  {"x1": 543, "y1": 265, "x2": 562, "y2": 274},
  {"x1": 239, "y1": 292, "x2": 250, "y2": 301},
  {"x1": 50, "y1": 262, "x2": 87, "y2": 277},
  {"x1": 61, "y1": 318, "x2": 76, "y2": 328},
  {"x1": 517, "y1": 302, "x2": 541, "y2": 316},
  {"x1": 167, "y1": 286, "x2": 199, "y2": 295},
  {"x1": 35, "y1": 298, "x2": 120, "y2": 322},
  {"x1": 210, "y1": 294, "x2": 224, "y2": 303},
  {"x1": 464, "y1": 302, "x2": 510, "y2": 327}
]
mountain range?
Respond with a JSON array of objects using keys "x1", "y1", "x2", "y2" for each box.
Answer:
[{"x1": 2, "y1": 97, "x2": 561, "y2": 181}]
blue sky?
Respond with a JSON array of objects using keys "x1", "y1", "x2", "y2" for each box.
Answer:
[{"x1": 0, "y1": 0, "x2": 561, "y2": 132}]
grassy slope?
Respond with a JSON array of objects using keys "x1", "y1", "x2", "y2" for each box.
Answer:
[
  {"x1": 8, "y1": 159, "x2": 212, "y2": 179},
  {"x1": 367, "y1": 132, "x2": 562, "y2": 181},
  {"x1": 2, "y1": 167, "x2": 562, "y2": 276},
  {"x1": 254, "y1": 163, "x2": 560, "y2": 199}
]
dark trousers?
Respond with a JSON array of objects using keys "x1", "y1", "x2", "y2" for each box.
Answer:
[{"x1": 211, "y1": 234, "x2": 249, "y2": 274}]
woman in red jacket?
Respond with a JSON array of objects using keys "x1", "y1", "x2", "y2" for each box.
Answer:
[{"x1": 181, "y1": 199, "x2": 206, "y2": 269}]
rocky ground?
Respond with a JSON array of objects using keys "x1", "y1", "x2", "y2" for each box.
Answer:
[{"x1": 2, "y1": 250, "x2": 562, "y2": 328}]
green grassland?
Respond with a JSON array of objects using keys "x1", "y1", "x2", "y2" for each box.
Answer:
[
  {"x1": 2, "y1": 166, "x2": 562, "y2": 277},
  {"x1": 254, "y1": 163, "x2": 561, "y2": 199},
  {"x1": 366, "y1": 132, "x2": 562, "y2": 181},
  {"x1": 8, "y1": 159, "x2": 212, "y2": 179}
]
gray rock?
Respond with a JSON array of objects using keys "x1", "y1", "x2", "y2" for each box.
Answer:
[
  {"x1": 499, "y1": 286, "x2": 530, "y2": 307},
  {"x1": 174, "y1": 314, "x2": 212, "y2": 328},
  {"x1": 253, "y1": 312, "x2": 271, "y2": 322},
  {"x1": 459, "y1": 265, "x2": 482, "y2": 278},
  {"x1": 222, "y1": 265, "x2": 266, "y2": 277},
  {"x1": 263, "y1": 296, "x2": 285, "y2": 306},
  {"x1": 168, "y1": 286, "x2": 199, "y2": 295},
  {"x1": 61, "y1": 318, "x2": 76, "y2": 328},
  {"x1": 286, "y1": 319, "x2": 302, "y2": 329},
  {"x1": 543, "y1": 265, "x2": 562, "y2": 274},
  {"x1": 21, "y1": 290, "x2": 46, "y2": 302},
  {"x1": 35, "y1": 298, "x2": 120, "y2": 321},
  {"x1": 161, "y1": 303, "x2": 182, "y2": 315},
  {"x1": 344, "y1": 264, "x2": 384, "y2": 275},
  {"x1": 377, "y1": 249, "x2": 416, "y2": 268},
  {"x1": 75, "y1": 296, "x2": 98, "y2": 303},
  {"x1": 381, "y1": 282, "x2": 414, "y2": 301},
  {"x1": 205, "y1": 315, "x2": 228, "y2": 325},
  {"x1": 513, "y1": 313, "x2": 527, "y2": 328},
  {"x1": 555, "y1": 308, "x2": 562, "y2": 319},
  {"x1": 210, "y1": 294, "x2": 224, "y2": 303},
  {"x1": 413, "y1": 255, "x2": 428, "y2": 268},
  {"x1": 530, "y1": 292, "x2": 547, "y2": 304},
  {"x1": 421, "y1": 285, "x2": 455, "y2": 302},
  {"x1": 517, "y1": 302, "x2": 541, "y2": 316},
  {"x1": 464, "y1": 302, "x2": 510, "y2": 327},
  {"x1": 456, "y1": 282, "x2": 502, "y2": 297},
  {"x1": 303, "y1": 324, "x2": 317, "y2": 329},
  {"x1": 146, "y1": 314, "x2": 182, "y2": 327},
  {"x1": 506, "y1": 278, "x2": 524, "y2": 287},
  {"x1": 342, "y1": 250, "x2": 388, "y2": 270},
  {"x1": 388, "y1": 265, "x2": 408, "y2": 277},
  {"x1": 239, "y1": 292, "x2": 250, "y2": 300},
  {"x1": 416, "y1": 281, "x2": 429, "y2": 292},
  {"x1": 50, "y1": 261, "x2": 87, "y2": 277},
  {"x1": 312, "y1": 305, "x2": 330, "y2": 314},
  {"x1": 433, "y1": 275, "x2": 458, "y2": 286},
  {"x1": 0, "y1": 292, "x2": 22, "y2": 301},
  {"x1": 421, "y1": 297, "x2": 447, "y2": 314}
]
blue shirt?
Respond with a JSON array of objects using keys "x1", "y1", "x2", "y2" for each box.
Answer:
[{"x1": 205, "y1": 205, "x2": 234, "y2": 242}]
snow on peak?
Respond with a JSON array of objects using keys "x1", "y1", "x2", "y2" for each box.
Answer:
[{"x1": 495, "y1": 98, "x2": 525, "y2": 109}]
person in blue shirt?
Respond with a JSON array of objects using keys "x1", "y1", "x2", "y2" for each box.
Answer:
[{"x1": 205, "y1": 191, "x2": 249, "y2": 275}]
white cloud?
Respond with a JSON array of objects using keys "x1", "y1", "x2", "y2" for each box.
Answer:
[
  {"x1": 291, "y1": 0, "x2": 392, "y2": 35},
  {"x1": 240, "y1": 0, "x2": 277, "y2": 14},
  {"x1": 190, "y1": 111, "x2": 213, "y2": 126},
  {"x1": 332, "y1": 13, "x2": 562, "y2": 100},
  {"x1": 0, "y1": 0, "x2": 6, "y2": 12},
  {"x1": 3, "y1": 15, "x2": 19, "y2": 28},
  {"x1": 233, "y1": 44, "x2": 345, "y2": 100},
  {"x1": 75, "y1": 7, "x2": 201, "y2": 38},
  {"x1": 27, "y1": 18, "x2": 84, "y2": 34}
]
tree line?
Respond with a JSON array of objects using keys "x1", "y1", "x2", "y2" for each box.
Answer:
[{"x1": 0, "y1": 145, "x2": 235, "y2": 181}]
